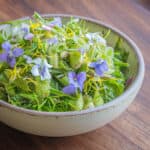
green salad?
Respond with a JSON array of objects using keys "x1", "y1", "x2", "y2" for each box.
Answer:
[{"x1": 0, "y1": 13, "x2": 129, "y2": 112}]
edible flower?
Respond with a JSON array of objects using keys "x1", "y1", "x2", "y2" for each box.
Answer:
[
  {"x1": 0, "y1": 41, "x2": 23, "y2": 68},
  {"x1": 21, "y1": 23, "x2": 34, "y2": 40},
  {"x1": 47, "y1": 37, "x2": 58, "y2": 45},
  {"x1": 42, "y1": 17, "x2": 62, "y2": 31},
  {"x1": 86, "y1": 33, "x2": 106, "y2": 45},
  {"x1": 63, "y1": 72, "x2": 86, "y2": 94},
  {"x1": 49, "y1": 17, "x2": 62, "y2": 27},
  {"x1": 42, "y1": 25, "x2": 52, "y2": 31},
  {"x1": 89, "y1": 60, "x2": 108, "y2": 76},
  {"x1": 24, "y1": 55, "x2": 52, "y2": 80},
  {"x1": 78, "y1": 47, "x2": 85, "y2": 55},
  {"x1": 24, "y1": 33, "x2": 34, "y2": 40}
]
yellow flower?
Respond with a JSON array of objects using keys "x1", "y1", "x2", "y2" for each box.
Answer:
[
  {"x1": 30, "y1": 21, "x2": 41, "y2": 33},
  {"x1": 66, "y1": 28, "x2": 74, "y2": 37},
  {"x1": 30, "y1": 23, "x2": 41, "y2": 30}
]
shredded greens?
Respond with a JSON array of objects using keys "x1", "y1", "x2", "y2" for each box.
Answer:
[{"x1": 0, "y1": 13, "x2": 129, "y2": 112}]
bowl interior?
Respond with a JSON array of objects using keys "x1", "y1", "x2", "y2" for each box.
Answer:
[
  {"x1": 0, "y1": 15, "x2": 141, "y2": 115},
  {"x1": 61, "y1": 17, "x2": 138, "y2": 83},
  {"x1": 87, "y1": 21, "x2": 138, "y2": 80}
]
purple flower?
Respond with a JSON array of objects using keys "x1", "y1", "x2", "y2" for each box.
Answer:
[
  {"x1": 0, "y1": 41, "x2": 23, "y2": 68},
  {"x1": 24, "y1": 55, "x2": 52, "y2": 80},
  {"x1": 47, "y1": 37, "x2": 58, "y2": 45},
  {"x1": 89, "y1": 60, "x2": 108, "y2": 76},
  {"x1": 63, "y1": 72, "x2": 86, "y2": 94},
  {"x1": 21, "y1": 23, "x2": 30, "y2": 33},
  {"x1": 42, "y1": 25, "x2": 52, "y2": 31},
  {"x1": 24, "y1": 33, "x2": 34, "y2": 40},
  {"x1": 86, "y1": 33, "x2": 106, "y2": 45},
  {"x1": 21, "y1": 24, "x2": 34, "y2": 40},
  {"x1": 78, "y1": 47, "x2": 85, "y2": 55},
  {"x1": 49, "y1": 17, "x2": 62, "y2": 27},
  {"x1": 42, "y1": 17, "x2": 62, "y2": 31}
]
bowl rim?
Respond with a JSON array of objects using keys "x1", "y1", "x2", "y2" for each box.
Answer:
[{"x1": 0, "y1": 14, "x2": 145, "y2": 117}]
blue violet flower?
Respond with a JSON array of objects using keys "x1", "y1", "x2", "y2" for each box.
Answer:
[
  {"x1": 24, "y1": 55, "x2": 52, "y2": 80},
  {"x1": 89, "y1": 60, "x2": 108, "y2": 76},
  {"x1": 0, "y1": 41, "x2": 24, "y2": 68},
  {"x1": 50, "y1": 17, "x2": 62, "y2": 27},
  {"x1": 42, "y1": 17, "x2": 62, "y2": 31},
  {"x1": 63, "y1": 72, "x2": 86, "y2": 95},
  {"x1": 86, "y1": 33, "x2": 106, "y2": 45},
  {"x1": 21, "y1": 24, "x2": 34, "y2": 40},
  {"x1": 47, "y1": 37, "x2": 58, "y2": 45}
]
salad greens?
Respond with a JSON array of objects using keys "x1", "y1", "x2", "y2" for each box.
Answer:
[{"x1": 0, "y1": 13, "x2": 129, "y2": 112}]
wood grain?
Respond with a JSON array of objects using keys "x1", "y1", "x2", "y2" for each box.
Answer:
[{"x1": 0, "y1": 0, "x2": 150, "y2": 150}]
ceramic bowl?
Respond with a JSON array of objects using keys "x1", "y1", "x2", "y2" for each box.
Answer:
[{"x1": 0, "y1": 14, "x2": 145, "y2": 137}]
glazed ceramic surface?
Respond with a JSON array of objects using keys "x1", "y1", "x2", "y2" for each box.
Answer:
[{"x1": 0, "y1": 14, "x2": 145, "y2": 137}]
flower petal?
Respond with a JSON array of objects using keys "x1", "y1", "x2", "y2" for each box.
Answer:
[
  {"x1": 89, "y1": 62, "x2": 97, "y2": 68},
  {"x1": 86, "y1": 33, "x2": 106, "y2": 45},
  {"x1": 78, "y1": 47, "x2": 85, "y2": 54},
  {"x1": 40, "y1": 66, "x2": 51, "y2": 80},
  {"x1": 47, "y1": 37, "x2": 58, "y2": 45},
  {"x1": 12, "y1": 27, "x2": 20, "y2": 37},
  {"x1": 0, "y1": 52, "x2": 8, "y2": 62},
  {"x1": 95, "y1": 61, "x2": 108, "y2": 76},
  {"x1": 77, "y1": 72, "x2": 86, "y2": 91},
  {"x1": 68, "y1": 72, "x2": 76, "y2": 85},
  {"x1": 101, "y1": 61, "x2": 108, "y2": 71},
  {"x1": 7, "y1": 56, "x2": 16, "y2": 68},
  {"x1": 86, "y1": 33, "x2": 93, "y2": 41},
  {"x1": 21, "y1": 23, "x2": 30, "y2": 33},
  {"x1": 31, "y1": 65, "x2": 40, "y2": 76},
  {"x1": 42, "y1": 25, "x2": 52, "y2": 31},
  {"x1": 23, "y1": 55, "x2": 33, "y2": 64},
  {"x1": 13, "y1": 48, "x2": 24, "y2": 57},
  {"x1": 50, "y1": 17, "x2": 62, "y2": 27},
  {"x1": 24, "y1": 33, "x2": 34, "y2": 40},
  {"x1": 33, "y1": 58, "x2": 42, "y2": 65},
  {"x1": 96, "y1": 35, "x2": 106, "y2": 45},
  {"x1": 62, "y1": 84, "x2": 76, "y2": 95},
  {"x1": 95, "y1": 65, "x2": 103, "y2": 76},
  {"x1": 2, "y1": 41, "x2": 11, "y2": 52},
  {"x1": 43, "y1": 59, "x2": 52, "y2": 68}
]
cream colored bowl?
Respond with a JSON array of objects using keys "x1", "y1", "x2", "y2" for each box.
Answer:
[{"x1": 0, "y1": 14, "x2": 145, "y2": 137}]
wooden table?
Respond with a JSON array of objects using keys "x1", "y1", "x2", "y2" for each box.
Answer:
[{"x1": 0, "y1": 0, "x2": 149, "y2": 149}]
